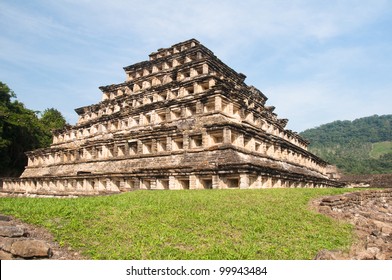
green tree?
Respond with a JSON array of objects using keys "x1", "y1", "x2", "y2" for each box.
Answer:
[
  {"x1": 0, "y1": 83, "x2": 13, "y2": 154},
  {"x1": 39, "y1": 108, "x2": 67, "y2": 147},
  {"x1": 0, "y1": 82, "x2": 67, "y2": 176},
  {"x1": 1, "y1": 82, "x2": 42, "y2": 176}
]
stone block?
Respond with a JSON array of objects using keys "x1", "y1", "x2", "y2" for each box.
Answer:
[
  {"x1": 314, "y1": 249, "x2": 341, "y2": 260},
  {"x1": 356, "y1": 251, "x2": 375, "y2": 260},
  {"x1": 0, "y1": 236, "x2": 15, "y2": 252},
  {"x1": 318, "y1": 206, "x2": 332, "y2": 213},
  {"x1": 375, "y1": 252, "x2": 388, "y2": 260},
  {"x1": 0, "y1": 215, "x2": 11, "y2": 222},
  {"x1": 366, "y1": 247, "x2": 380, "y2": 257},
  {"x1": 381, "y1": 226, "x2": 392, "y2": 235},
  {"x1": 0, "y1": 226, "x2": 26, "y2": 237},
  {"x1": 11, "y1": 240, "x2": 53, "y2": 258},
  {"x1": 0, "y1": 250, "x2": 13, "y2": 260}
]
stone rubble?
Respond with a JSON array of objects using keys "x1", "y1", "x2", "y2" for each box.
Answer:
[
  {"x1": 0, "y1": 214, "x2": 81, "y2": 260},
  {"x1": 0, "y1": 215, "x2": 52, "y2": 260},
  {"x1": 314, "y1": 189, "x2": 392, "y2": 260}
]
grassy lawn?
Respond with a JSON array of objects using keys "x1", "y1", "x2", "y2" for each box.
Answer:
[{"x1": 0, "y1": 188, "x2": 355, "y2": 259}]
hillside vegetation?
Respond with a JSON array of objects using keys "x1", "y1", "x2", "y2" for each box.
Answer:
[{"x1": 300, "y1": 115, "x2": 392, "y2": 174}]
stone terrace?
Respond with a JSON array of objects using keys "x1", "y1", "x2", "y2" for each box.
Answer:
[{"x1": 1, "y1": 39, "x2": 342, "y2": 196}]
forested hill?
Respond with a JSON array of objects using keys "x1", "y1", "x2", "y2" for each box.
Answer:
[{"x1": 300, "y1": 115, "x2": 392, "y2": 174}]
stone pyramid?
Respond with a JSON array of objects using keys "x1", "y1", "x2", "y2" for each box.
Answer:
[{"x1": 2, "y1": 39, "x2": 341, "y2": 196}]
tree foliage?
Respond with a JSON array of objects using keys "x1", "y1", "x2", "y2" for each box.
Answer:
[
  {"x1": 39, "y1": 108, "x2": 68, "y2": 147},
  {"x1": 300, "y1": 115, "x2": 392, "y2": 174},
  {"x1": 0, "y1": 82, "x2": 67, "y2": 177}
]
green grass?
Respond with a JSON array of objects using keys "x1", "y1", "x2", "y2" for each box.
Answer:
[
  {"x1": 370, "y1": 141, "x2": 392, "y2": 158},
  {"x1": 0, "y1": 189, "x2": 355, "y2": 259}
]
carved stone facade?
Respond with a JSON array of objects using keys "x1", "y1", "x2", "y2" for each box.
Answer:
[{"x1": 1, "y1": 39, "x2": 342, "y2": 196}]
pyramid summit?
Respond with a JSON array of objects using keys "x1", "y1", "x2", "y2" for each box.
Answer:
[{"x1": 2, "y1": 39, "x2": 342, "y2": 195}]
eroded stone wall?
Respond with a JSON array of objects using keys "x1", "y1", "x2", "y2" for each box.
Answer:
[
  {"x1": 340, "y1": 174, "x2": 392, "y2": 188},
  {"x1": 316, "y1": 189, "x2": 392, "y2": 260}
]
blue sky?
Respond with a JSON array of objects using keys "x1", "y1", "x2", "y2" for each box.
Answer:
[{"x1": 1, "y1": 0, "x2": 391, "y2": 132}]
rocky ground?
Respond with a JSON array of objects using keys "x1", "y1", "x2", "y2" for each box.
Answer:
[
  {"x1": 1, "y1": 189, "x2": 391, "y2": 260},
  {"x1": 0, "y1": 214, "x2": 83, "y2": 260},
  {"x1": 313, "y1": 189, "x2": 392, "y2": 260}
]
